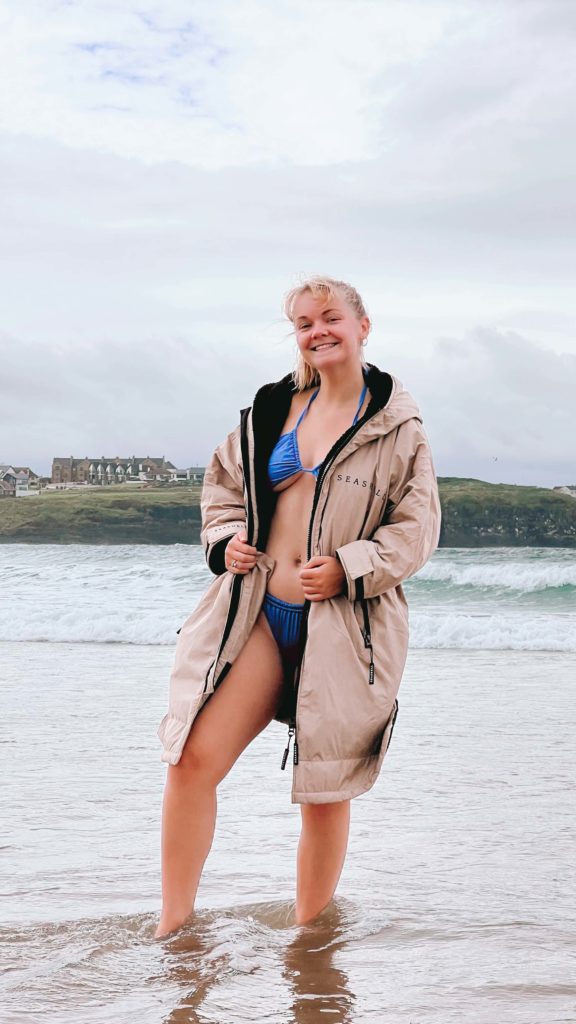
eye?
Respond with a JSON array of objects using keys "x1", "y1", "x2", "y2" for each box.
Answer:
[{"x1": 298, "y1": 323, "x2": 311, "y2": 330}]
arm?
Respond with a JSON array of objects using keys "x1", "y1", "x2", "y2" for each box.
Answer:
[
  {"x1": 200, "y1": 424, "x2": 247, "y2": 575},
  {"x1": 335, "y1": 419, "x2": 441, "y2": 600}
]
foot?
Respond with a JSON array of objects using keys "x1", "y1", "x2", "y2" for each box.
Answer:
[{"x1": 154, "y1": 909, "x2": 194, "y2": 940}]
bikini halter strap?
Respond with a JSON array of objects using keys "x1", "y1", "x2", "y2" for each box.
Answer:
[{"x1": 296, "y1": 382, "x2": 367, "y2": 429}]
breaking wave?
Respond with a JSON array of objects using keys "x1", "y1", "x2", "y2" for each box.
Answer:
[{"x1": 1, "y1": 544, "x2": 574, "y2": 651}]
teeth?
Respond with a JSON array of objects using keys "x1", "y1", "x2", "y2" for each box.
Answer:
[{"x1": 313, "y1": 342, "x2": 337, "y2": 351}]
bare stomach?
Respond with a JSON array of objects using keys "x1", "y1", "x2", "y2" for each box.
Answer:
[{"x1": 265, "y1": 474, "x2": 316, "y2": 604}]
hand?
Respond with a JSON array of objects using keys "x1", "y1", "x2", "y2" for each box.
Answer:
[
  {"x1": 225, "y1": 531, "x2": 258, "y2": 574},
  {"x1": 299, "y1": 555, "x2": 345, "y2": 601}
]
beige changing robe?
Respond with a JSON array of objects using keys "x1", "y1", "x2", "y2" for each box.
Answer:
[{"x1": 158, "y1": 366, "x2": 441, "y2": 803}]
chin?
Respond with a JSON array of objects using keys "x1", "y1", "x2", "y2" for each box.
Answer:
[{"x1": 312, "y1": 350, "x2": 354, "y2": 368}]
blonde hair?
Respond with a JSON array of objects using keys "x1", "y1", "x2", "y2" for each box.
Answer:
[{"x1": 283, "y1": 276, "x2": 370, "y2": 391}]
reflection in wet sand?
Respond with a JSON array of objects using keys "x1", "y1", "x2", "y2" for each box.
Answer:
[
  {"x1": 158, "y1": 901, "x2": 356, "y2": 1024},
  {"x1": 283, "y1": 903, "x2": 355, "y2": 1024}
]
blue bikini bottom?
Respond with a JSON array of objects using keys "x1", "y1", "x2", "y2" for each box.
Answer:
[{"x1": 262, "y1": 592, "x2": 304, "y2": 667}]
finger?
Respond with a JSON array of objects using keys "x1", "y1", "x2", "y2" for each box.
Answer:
[
  {"x1": 236, "y1": 531, "x2": 257, "y2": 551},
  {"x1": 228, "y1": 558, "x2": 253, "y2": 574},
  {"x1": 235, "y1": 542, "x2": 258, "y2": 555},
  {"x1": 228, "y1": 553, "x2": 255, "y2": 568},
  {"x1": 302, "y1": 556, "x2": 329, "y2": 569},
  {"x1": 228, "y1": 533, "x2": 255, "y2": 551},
  {"x1": 299, "y1": 566, "x2": 323, "y2": 579},
  {"x1": 229, "y1": 547, "x2": 254, "y2": 560},
  {"x1": 301, "y1": 583, "x2": 324, "y2": 596},
  {"x1": 227, "y1": 540, "x2": 256, "y2": 558}
]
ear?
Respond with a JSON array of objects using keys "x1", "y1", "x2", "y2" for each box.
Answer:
[{"x1": 359, "y1": 315, "x2": 371, "y2": 340}]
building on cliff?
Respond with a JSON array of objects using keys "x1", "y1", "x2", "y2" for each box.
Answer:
[
  {"x1": 50, "y1": 456, "x2": 203, "y2": 486},
  {"x1": 1, "y1": 465, "x2": 39, "y2": 497},
  {"x1": 0, "y1": 465, "x2": 17, "y2": 497}
]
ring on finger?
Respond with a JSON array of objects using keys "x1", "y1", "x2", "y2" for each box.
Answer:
[{"x1": 231, "y1": 559, "x2": 238, "y2": 568}]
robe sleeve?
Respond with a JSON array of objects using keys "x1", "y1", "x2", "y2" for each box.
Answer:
[{"x1": 200, "y1": 424, "x2": 247, "y2": 576}]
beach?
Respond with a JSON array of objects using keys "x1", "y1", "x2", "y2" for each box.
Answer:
[{"x1": 1, "y1": 545, "x2": 575, "y2": 1022}]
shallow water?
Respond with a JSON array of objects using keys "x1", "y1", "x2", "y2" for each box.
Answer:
[{"x1": 2, "y1": 641, "x2": 575, "y2": 1023}]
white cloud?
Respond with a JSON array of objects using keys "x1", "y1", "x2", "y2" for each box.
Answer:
[
  {"x1": 0, "y1": 1, "x2": 574, "y2": 483},
  {"x1": 383, "y1": 327, "x2": 576, "y2": 487},
  {"x1": 0, "y1": 0, "x2": 449, "y2": 166}
]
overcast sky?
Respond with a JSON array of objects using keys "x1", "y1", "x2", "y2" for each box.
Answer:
[{"x1": 1, "y1": 0, "x2": 575, "y2": 485}]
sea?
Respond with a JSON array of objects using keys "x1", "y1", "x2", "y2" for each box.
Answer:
[{"x1": 1, "y1": 543, "x2": 575, "y2": 1024}]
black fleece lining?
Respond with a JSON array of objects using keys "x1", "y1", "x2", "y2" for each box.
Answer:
[
  {"x1": 208, "y1": 536, "x2": 231, "y2": 576},
  {"x1": 241, "y1": 373, "x2": 294, "y2": 550}
]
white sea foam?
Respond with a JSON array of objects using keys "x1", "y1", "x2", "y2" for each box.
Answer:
[
  {"x1": 410, "y1": 611, "x2": 576, "y2": 652},
  {"x1": 415, "y1": 558, "x2": 576, "y2": 592},
  {"x1": 1, "y1": 544, "x2": 574, "y2": 651},
  {"x1": 0, "y1": 606, "x2": 180, "y2": 645},
  {"x1": 2, "y1": 605, "x2": 574, "y2": 651}
]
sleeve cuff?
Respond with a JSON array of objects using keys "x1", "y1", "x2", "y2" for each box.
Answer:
[
  {"x1": 207, "y1": 533, "x2": 235, "y2": 575},
  {"x1": 204, "y1": 520, "x2": 246, "y2": 576},
  {"x1": 336, "y1": 541, "x2": 374, "y2": 601}
]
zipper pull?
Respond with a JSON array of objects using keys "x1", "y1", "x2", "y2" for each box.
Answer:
[
  {"x1": 281, "y1": 725, "x2": 295, "y2": 770},
  {"x1": 293, "y1": 737, "x2": 299, "y2": 765},
  {"x1": 364, "y1": 632, "x2": 375, "y2": 685}
]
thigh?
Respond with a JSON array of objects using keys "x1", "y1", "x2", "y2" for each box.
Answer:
[{"x1": 178, "y1": 610, "x2": 284, "y2": 783}]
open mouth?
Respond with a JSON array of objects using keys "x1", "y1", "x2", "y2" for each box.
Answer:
[{"x1": 311, "y1": 342, "x2": 339, "y2": 352}]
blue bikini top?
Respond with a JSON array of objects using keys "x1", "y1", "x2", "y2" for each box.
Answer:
[{"x1": 268, "y1": 383, "x2": 368, "y2": 489}]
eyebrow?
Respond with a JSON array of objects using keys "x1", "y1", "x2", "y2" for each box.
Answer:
[{"x1": 296, "y1": 307, "x2": 341, "y2": 323}]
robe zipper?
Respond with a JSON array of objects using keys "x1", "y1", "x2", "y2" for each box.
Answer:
[
  {"x1": 205, "y1": 408, "x2": 256, "y2": 692},
  {"x1": 360, "y1": 596, "x2": 375, "y2": 685},
  {"x1": 282, "y1": 395, "x2": 379, "y2": 768}
]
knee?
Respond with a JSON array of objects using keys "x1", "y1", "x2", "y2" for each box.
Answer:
[
  {"x1": 301, "y1": 800, "x2": 350, "y2": 829},
  {"x1": 171, "y1": 734, "x2": 221, "y2": 788}
]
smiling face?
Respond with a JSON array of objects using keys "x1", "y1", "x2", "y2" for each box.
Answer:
[{"x1": 293, "y1": 289, "x2": 370, "y2": 376}]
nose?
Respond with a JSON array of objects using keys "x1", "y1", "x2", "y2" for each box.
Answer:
[{"x1": 309, "y1": 322, "x2": 328, "y2": 340}]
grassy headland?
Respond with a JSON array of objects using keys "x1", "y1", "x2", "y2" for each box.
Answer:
[
  {"x1": 0, "y1": 486, "x2": 203, "y2": 544},
  {"x1": 0, "y1": 479, "x2": 575, "y2": 546},
  {"x1": 437, "y1": 478, "x2": 576, "y2": 547}
]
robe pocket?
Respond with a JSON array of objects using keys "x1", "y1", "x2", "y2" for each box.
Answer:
[
  {"x1": 338, "y1": 598, "x2": 371, "y2": 664},
  {"x1": 370, "y1": 699, "x2": 399, "y2": 758}
]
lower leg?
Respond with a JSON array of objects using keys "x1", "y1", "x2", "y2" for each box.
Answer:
[
  {"x1": 155, "y1": 612, "x2": 284, "y2": 939},
  {"x1": 155, "y1": 766, "x2": 217, "y2": 937},
  {"x1": 295, "y1": 801, "x2": 351, "y2": 925}
]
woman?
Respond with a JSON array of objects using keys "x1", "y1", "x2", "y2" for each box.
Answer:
[{"x1": 155, "y1": 276, "x2": 441, "y2": 938}]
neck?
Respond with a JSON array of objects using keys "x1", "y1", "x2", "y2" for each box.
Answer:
[{"x1": 315, "y1": 362, "x2": 365, "y2": 405}]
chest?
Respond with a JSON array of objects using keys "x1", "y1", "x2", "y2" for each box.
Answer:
[
  {"x1": 278, "y1": 384, "x2": 369, "y2": 473},
  {"x1": 283, "y1": 407, "x2": 361, "y2": 469}
]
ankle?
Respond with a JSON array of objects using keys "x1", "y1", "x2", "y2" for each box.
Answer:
[
  {"x1": 154, "y1": 908, "x2": 194, "y2": 939},
  {"x1": 294, "y1": 896, "x2": 332, "y2": 926}
]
